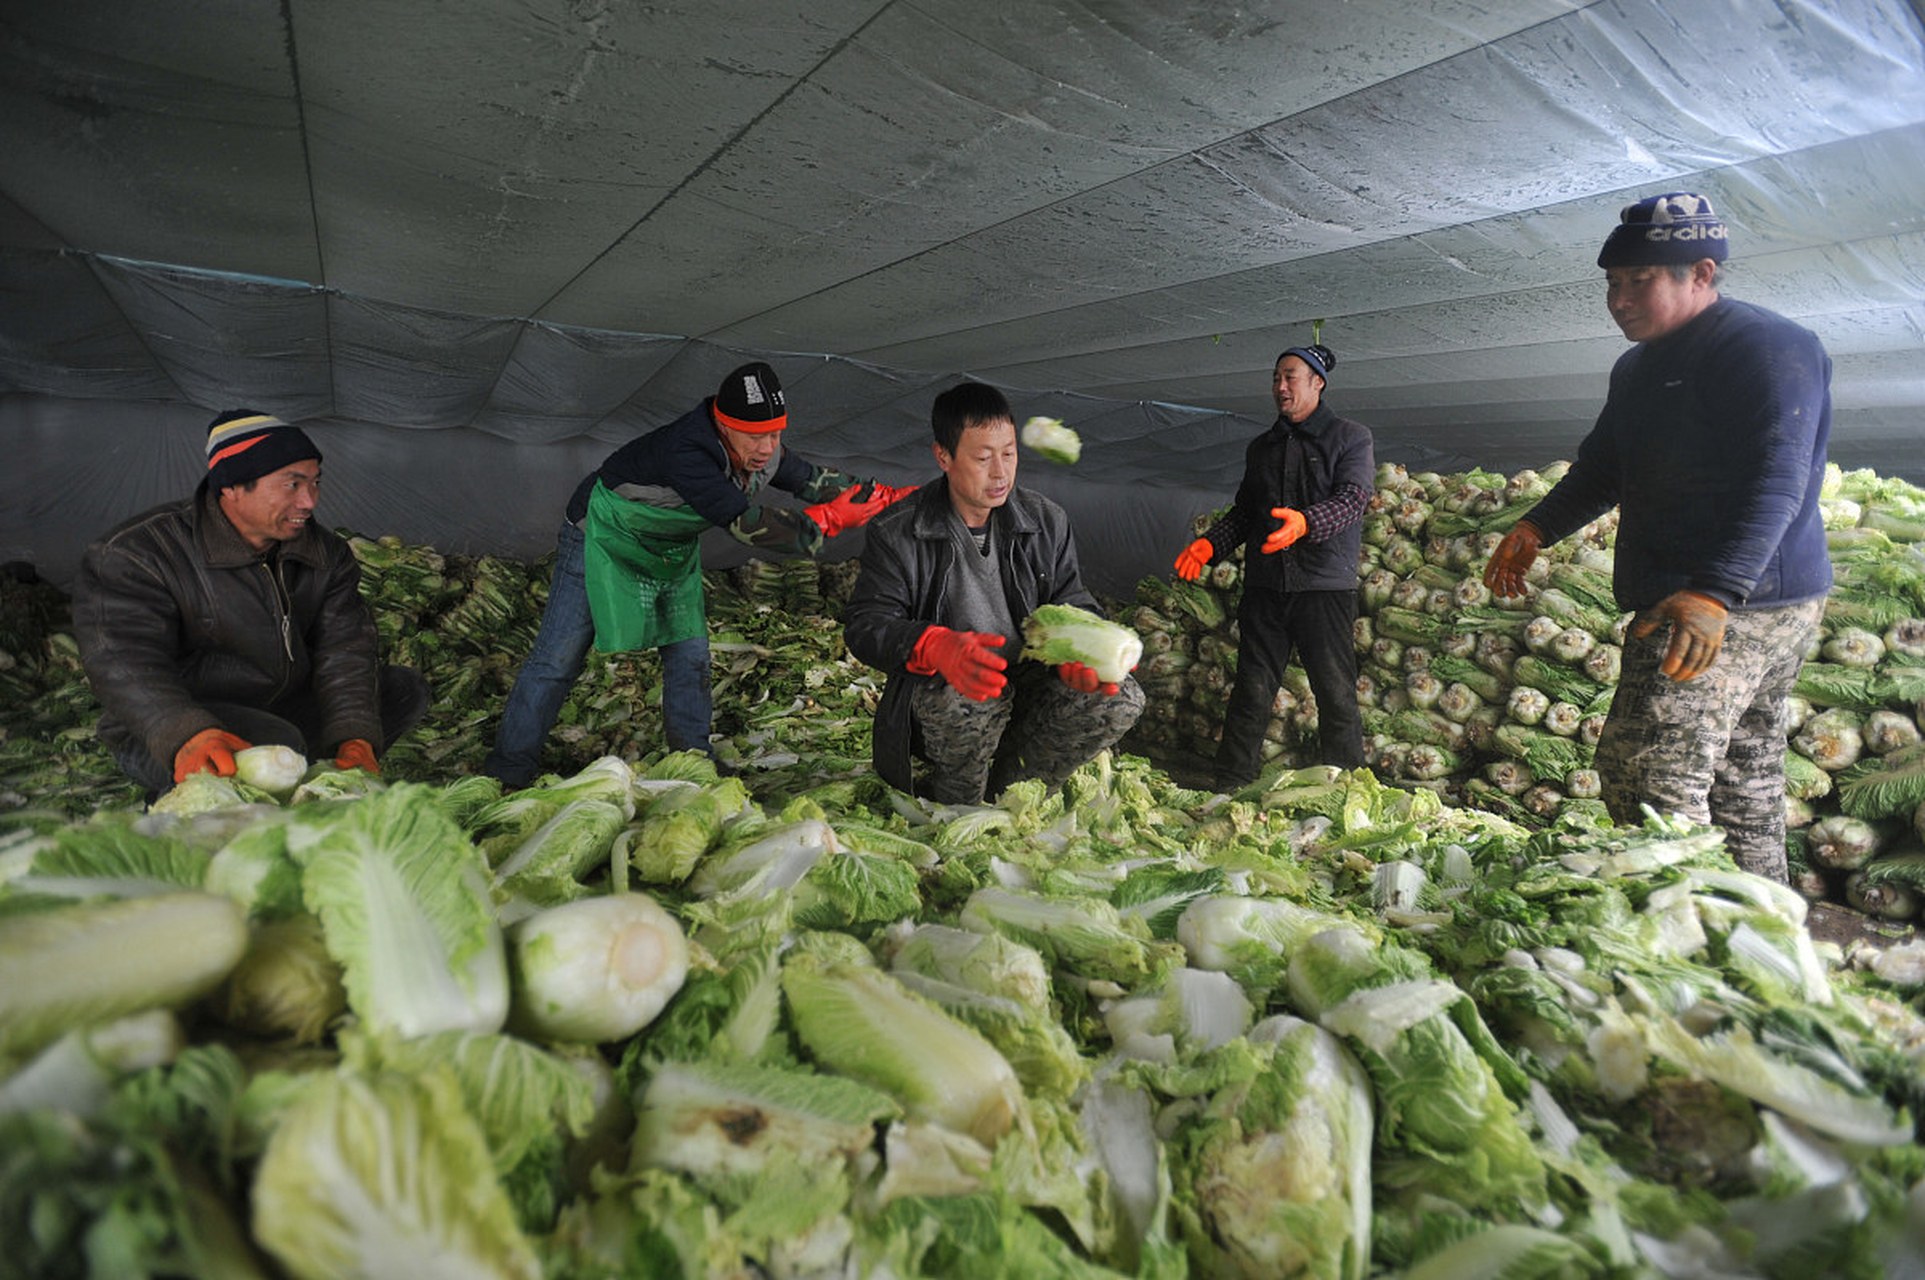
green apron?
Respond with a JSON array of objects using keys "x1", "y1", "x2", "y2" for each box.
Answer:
[{"x1": 581, "y1": 480, "x2": 712, "y2": 652}]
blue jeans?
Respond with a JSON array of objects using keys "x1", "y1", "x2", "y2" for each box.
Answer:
[{"x1": 484, "y1": 519, "x2": 712, "y2": 785}]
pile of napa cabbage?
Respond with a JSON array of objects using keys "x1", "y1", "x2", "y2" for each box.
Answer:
[{"x1": 5, "y1": 721, "x2": 1925, "y2": 1279}]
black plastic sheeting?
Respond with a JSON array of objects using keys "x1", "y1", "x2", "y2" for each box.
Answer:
[
  {"x1": 2, "y1": 0, "x2": 1922, "y2": 593},
  {"x1": 0, "y1": 385, "x2": 1228, "y2": 600}
]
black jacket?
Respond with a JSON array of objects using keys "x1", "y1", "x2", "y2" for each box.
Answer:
[
  {"x1": 1205, "y1": 402, "x2": 1375, "y2": 594},
  {"x1": 564, "y1": 398, "x2": 851, "y2": 555},
  {"x1": 843, "y1": 480, "x2": 1099, "y2": 793},
  {"x1": 72, "y1": 486, "x2": 383, "y2": 765}
]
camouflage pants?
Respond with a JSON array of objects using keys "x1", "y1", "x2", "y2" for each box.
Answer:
[
  {"x1": 1593, "y1": 596, "x2": 1823, "y2": 882},
  {"x1": 910, "y1": 663, "x2": 1146, "y2": 804}
]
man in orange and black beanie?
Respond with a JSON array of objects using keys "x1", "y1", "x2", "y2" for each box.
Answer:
[
  {"x1": 72, "y1": 409, "x2": 428, "y2": 797},
  {"x1": 484, "y1": 362, "x2": 914, "y2": 786}
]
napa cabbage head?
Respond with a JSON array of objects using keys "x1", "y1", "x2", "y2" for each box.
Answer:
[
  {"x1": 888, "y1": 969, "x2": 1089, "y2": 1100},
  {"x1": 204, "y1": 814, "x2": 305, "y2": 920},
  {"x1": 1176, "y1": 894, "x2": 1359, "y2": 1002},
  {"x1": 632, "y1": 1057, "x2": 899, "y2": 1180},
  {"x1": 252, "y1": 1064, "x2": 544, "y2": 1280},
  {"x1": 1019, "y1": 603, "x2": 1142, "y2": 684},
  {"x1": 793, "y1": 847, "x2": 923, "y2": 933},
  {"x1": 629, "y1": 777, "x2": 754, "y2": 885},
  {"x1": 288, "y1": 783, "x2": 509, "y2": 1039},
  {"x1": 232, "y1": 744, "x2": 308, "y2": 799},
  {"x1": 149, "y1": 771, "x2": 268, "y2": 816},
  {"x1": 211, "y1": 913, "x2": 347, "y2": 1044},
  {"x1": 2, "y1": 815, "x2": 211, "y2": 904},
  {"x1": 491, "y1": 796, "x2": 628, "y2": 922},
  {"x1": 780, "y1": 939, "x2": 1025, "y2": 1146},
  {"x1": 1020, "y1": 415, "x2": 1082, "y2": 464},
  {"x1": 1104, "y1": 967, "x2": 1254, "y2": 1063},
  {"x1": 884, "y1": 922, "x2": 1054, "y2": 1015},
  {"x1": 0, "y1": 891, "x2": 249, "y2": 1066},
  {"x1": 1165, "y1": 1016, "x2": 1374, "y2": 1280},
  {"x1": 1287, "y1": 925, "x2": 1547, "y2": 1213},
  {"x1": 506, "y1": 891, "x2": 689, "y2": 1044},
  {"x1": 958, "y1": 885, "x2": 1174, "y2": 987},
  {"x1": 345, "y1": 1029, "x2": 603, "y2": 1229},
  {"x1": 470, "y1": 756, "x2": 636, "y2": 865}
]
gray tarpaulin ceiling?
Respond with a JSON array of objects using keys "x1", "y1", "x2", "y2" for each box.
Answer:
[{"x1": 3, "y1": 0, "x2": 1923, "y2": 596}]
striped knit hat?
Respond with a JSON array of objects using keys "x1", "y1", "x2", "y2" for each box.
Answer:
[{"x1": 204, "y1": 410, "x2": 321, "y2": 490}]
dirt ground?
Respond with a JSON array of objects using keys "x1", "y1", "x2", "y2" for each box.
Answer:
[{"x1": 1806, "y1": 899, "x2": 1916, "y2": 952}]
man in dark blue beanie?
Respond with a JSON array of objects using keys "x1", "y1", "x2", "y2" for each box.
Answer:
[
  {"x1": 1170, "y1": 340, "x2": 1375, "y2": 789},
  {"x1": 72, "y1": 408, "x2": 428, "y2": 797},
  {"x1": 1484, "y1": 193, "x2": 1833, "y2": 882}
]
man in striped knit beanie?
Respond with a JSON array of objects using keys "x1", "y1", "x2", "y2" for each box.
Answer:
[{"x1": 72, "y1": 409, "x2": 427, "y2": 798}]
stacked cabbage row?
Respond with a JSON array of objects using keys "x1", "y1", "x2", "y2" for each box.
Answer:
[
  {"x1": 1120, "y1": 463, "x2": 1925, "y2": 918},
  {"x1": 6, "y1": 732, "x2": 1925, "y2": 1277},
  {"x1": 1124, "y1": 461, "x2": 1622, "y2": 816},
  {"x1": 349, "y1": 536, "x2": 872, "y2": 781},
  {"x1": 1786, "y1": 467, "x2": 1925, "y2": 918},
  {"x1": 0, "y1": 569, "x2": 144, "y2": 813}
]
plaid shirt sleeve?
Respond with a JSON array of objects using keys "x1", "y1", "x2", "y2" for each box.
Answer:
[{"x1": 1302, "y1": 482, "x2": 1371, "y2": 543}]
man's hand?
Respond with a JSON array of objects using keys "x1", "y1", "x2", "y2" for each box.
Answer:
[
  {"x1": 1261, "y1": 507, "x2": 1308, "y2": 554},
  {"x1": 1631, "y1": 590, "x2": 1729, "y2": 681},
  {"x1": 173, "y1": 728, "x2": 251, "y2": 783},
  {"x1": 1174, "y1": 537, "x2": 1213, "y2": 581},
  {"x1": 1483, "y1": 520, "x2": 1543, "y2": 598},
  {"x1": 334, "y1": 738, "x2": 381, "y2": 774},
  {"x1": 909, "y1": 626, "x2": 1008, "y2": 701},
  {"x1": 805, "y1": 483, "x2": 892, "y2": 537},
  {"x1": 1058, "y1": 660, "x2": 1120, "y2": 696}
]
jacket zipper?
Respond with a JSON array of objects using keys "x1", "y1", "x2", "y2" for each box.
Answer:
[{"x1": 265, "y1": 561, "x2": 294, "y2": 667}]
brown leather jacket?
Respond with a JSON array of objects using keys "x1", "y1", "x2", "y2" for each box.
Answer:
[{"x1": 71, "y1": 485, "x2": 383, "y2": 765}]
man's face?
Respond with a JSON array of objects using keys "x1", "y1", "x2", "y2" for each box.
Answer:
[
  {"x1": 935, "y1": 416, "x2": 1017, "y2": 525},
  {"x1": 716, "y1": 417, "x2": 782, "y2": 474},
  {"x1": 1273, "y1": 355, "x2": 1324, "y2": 424},
  {"x1": 1605, "y1": 261, "x2": 1715, "y2": 343},
  {"x1": 221, "y1": 460, "x2": 321, "y2": 551}
]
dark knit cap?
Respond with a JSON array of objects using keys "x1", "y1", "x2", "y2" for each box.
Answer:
[
  {"x1": 1278, "y1": 344, "x2": 1336, "y2": 382},
  {"x1": 1597, "y1": 192, "x2": 1730, "y2": 269},
  {"x1": 204, "y1": 410, "x2": 322, "y2": 490},
  {"x1": 711, "y1": 362, "x2": 788, "y2": 434}
]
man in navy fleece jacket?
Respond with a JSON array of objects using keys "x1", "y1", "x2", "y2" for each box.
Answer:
[{"x1": 1483, "y1": 193, "x2": 1832, "y2": 882}]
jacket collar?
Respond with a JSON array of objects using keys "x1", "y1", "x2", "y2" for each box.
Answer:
[
  {"x1": 908, "y1": 477, "x2": 1042, "y2": 540},
  {"x1": 1270, "y1": 401, "x2": 1336, "y2": 441},
  {"x1": 194, "y1": 484, "x2": 328, "y2": 570}
]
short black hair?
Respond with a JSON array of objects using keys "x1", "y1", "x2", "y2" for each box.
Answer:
[{"x1": 930, "y1": 381, "x2": 1012, "y2": 455}]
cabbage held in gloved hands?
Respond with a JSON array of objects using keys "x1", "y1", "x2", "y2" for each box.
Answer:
[{"x1": 1020, "y1": 603, "x2": 1142, "y2": 685}]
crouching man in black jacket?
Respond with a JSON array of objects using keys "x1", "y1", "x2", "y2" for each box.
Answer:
[
  {"x1": 844, "y1": 382, "x2": 1143, "y2": 804},
  {"x1": 73, "y1": 410, "x2": 427, "y2": 795}
]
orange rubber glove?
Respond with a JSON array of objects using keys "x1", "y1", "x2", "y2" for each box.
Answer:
[
  {"x1": 173, "y1": 728, "x2": 251, "y2": 783},
  {"x1": 1261, "y1": 507, "x2": 1308, "y2": 554},
  {"x1": 908, "y1": 626, "x2": 1008, "y2": 702},
  {"x1": 1058, "y1": 661, "x2": 1120, "y2": 696},
  {"x1": 870, "y1": 482, "x2": 920, "y2": 508},
  {"x1": 1483, "y1": 520, "x2": 1543, "y2": 598},
  {"x1": 1631, "y1": 590, "x2": 1729, "y2": 681},
  {"x1": 805, "y1": 483, "x2": 891, "y2": 537},
  {"x1": 1174, "y1": 537, "x2": 1213, "y2": 581},
  {"x1": 334, "y1": 738, "x2": 381, "y2": 774}
]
